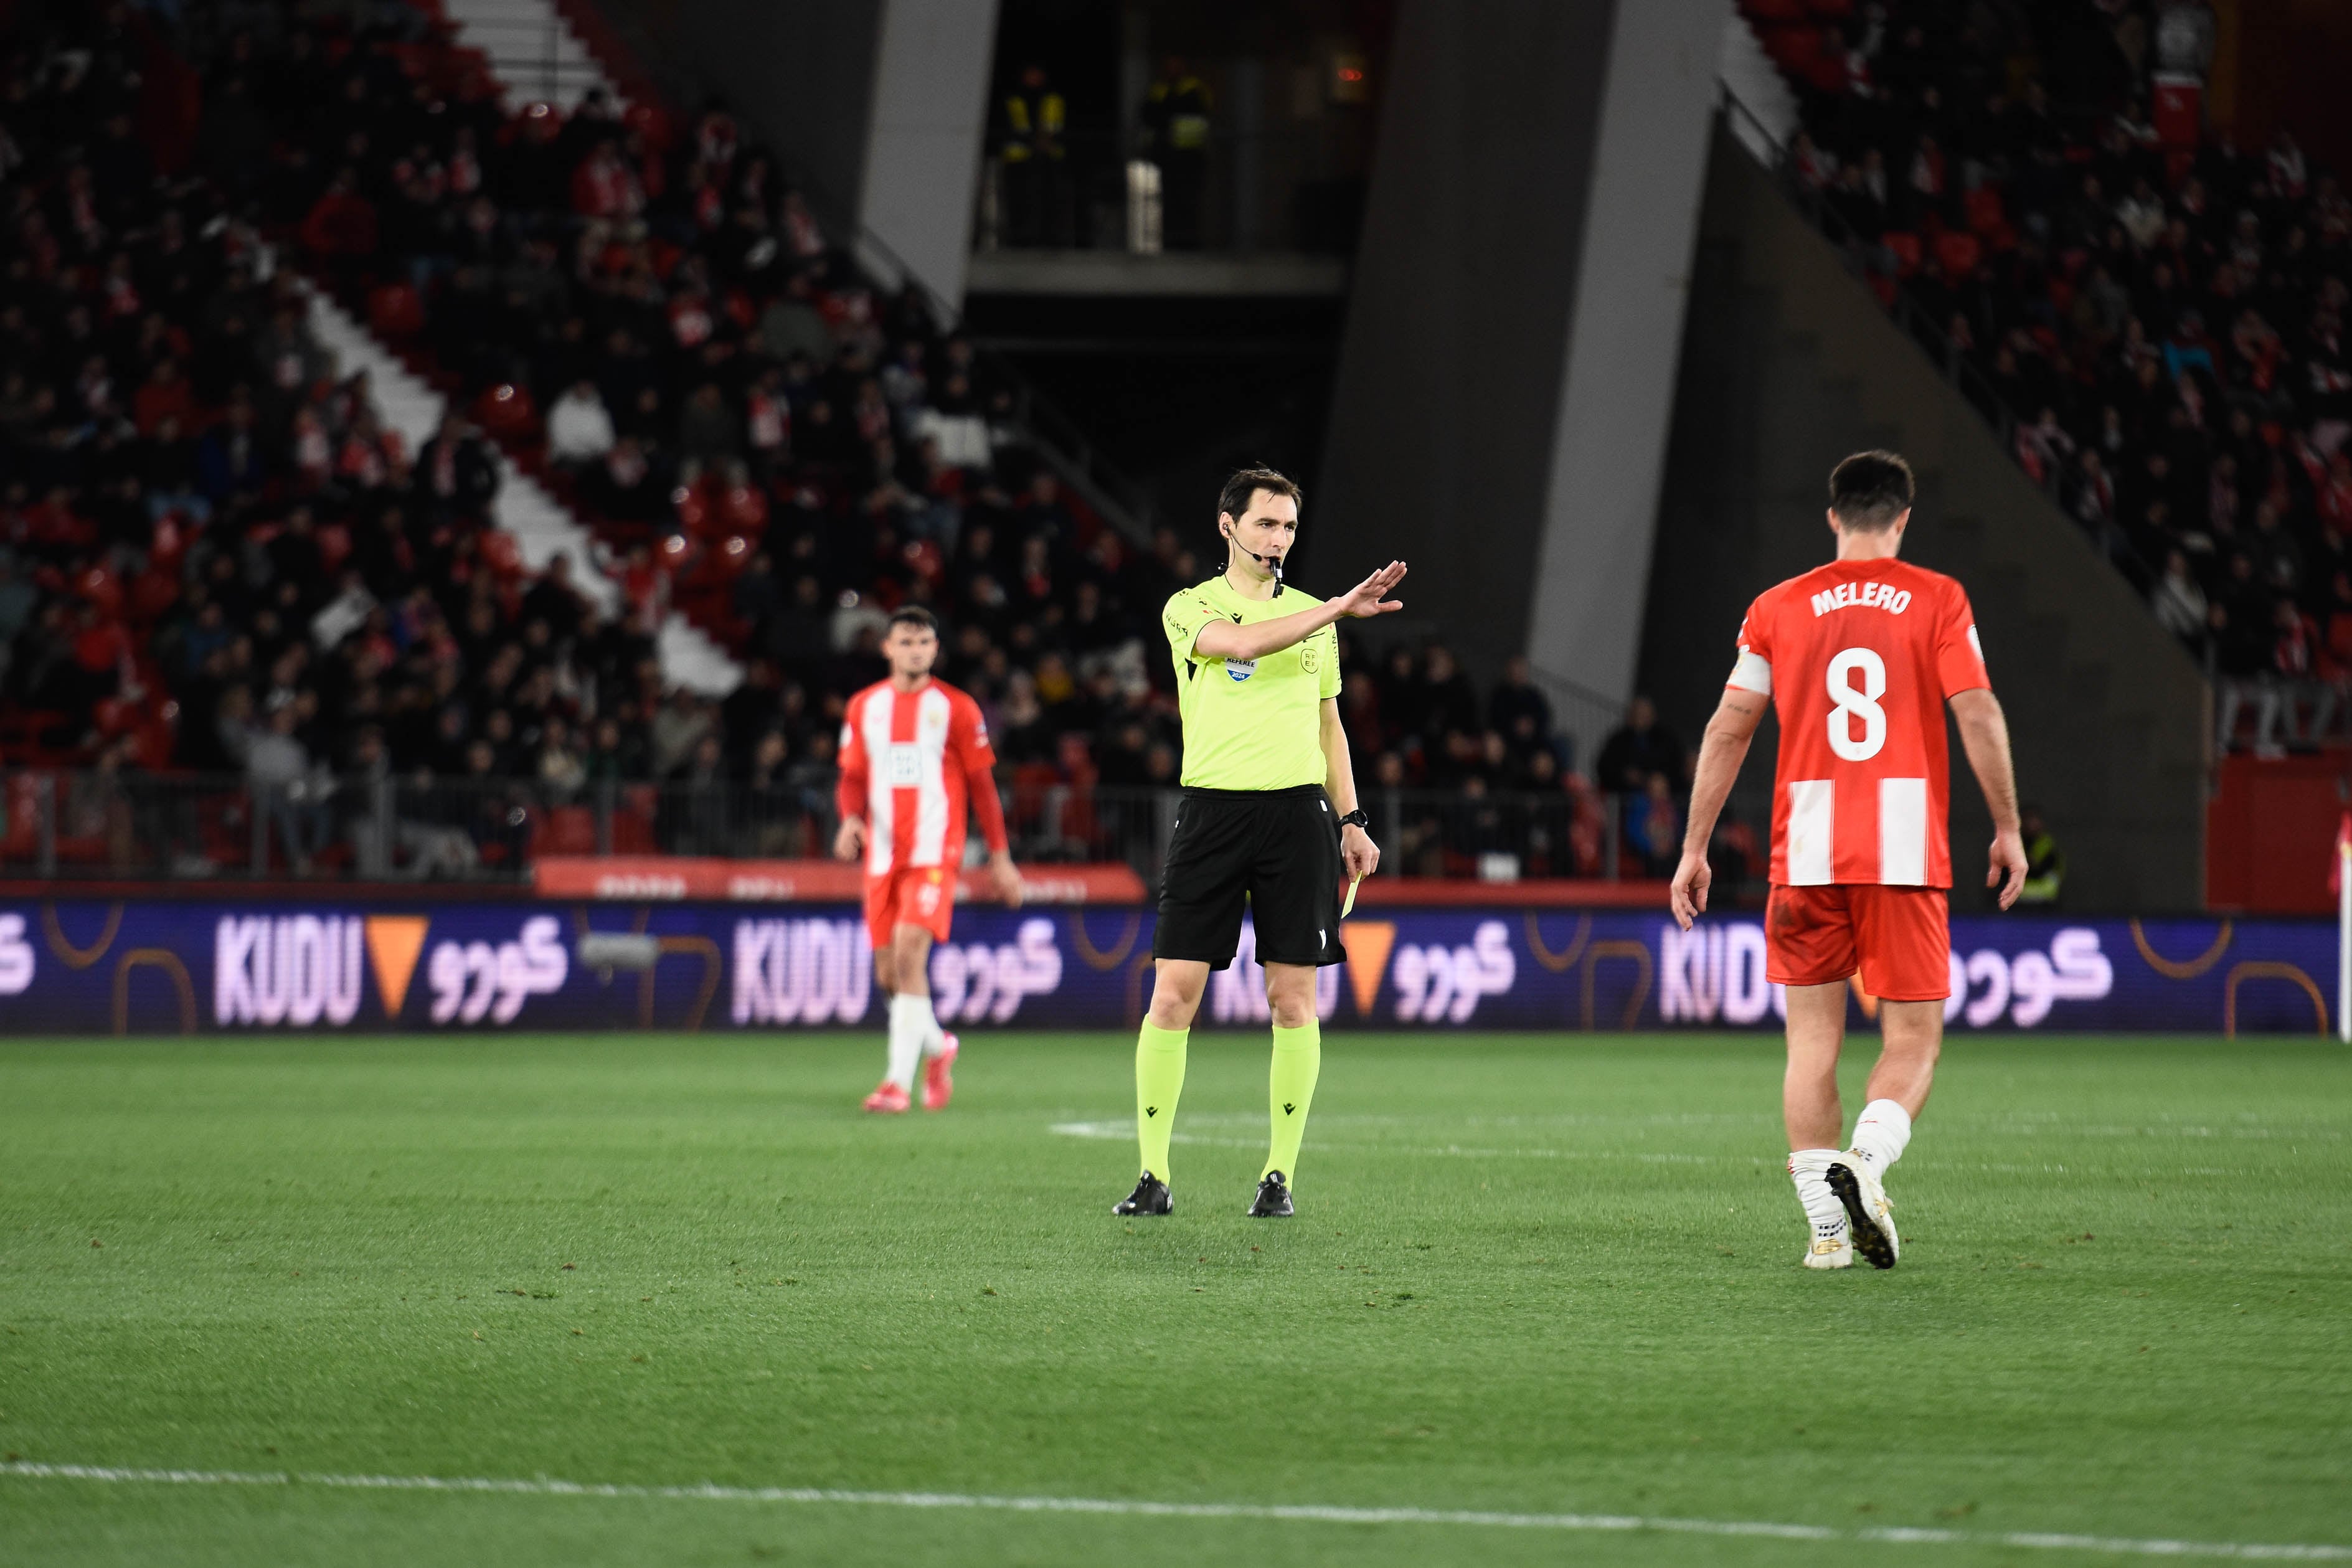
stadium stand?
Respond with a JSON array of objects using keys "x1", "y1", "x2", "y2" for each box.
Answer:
[
  {"x1": 1738, "y1": 0, "x2": 2352, "y2": 752},
  {"x1": 0, "y1": 0, "x2": 1624, "y2": 882}
]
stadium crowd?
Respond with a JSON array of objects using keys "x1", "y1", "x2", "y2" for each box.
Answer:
[
  {"x1": 0, "y1": 0, "x2": 1685, "y2": 879},
  {"x1": 1746, "y1": 0, "x2": 2352, "y2": 724}
]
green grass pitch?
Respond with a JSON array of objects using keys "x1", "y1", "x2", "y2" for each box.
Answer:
[{"x1": 0, "y1": 1029, "x2": 2346, "y2": 1566}]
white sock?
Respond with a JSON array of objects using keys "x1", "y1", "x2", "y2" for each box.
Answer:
[
  {"x1": 1849, "y1": 1098, "x2": 1913, "y2": 1172},
  {"x1": 1788, "y1": 1149, "x2": 1847, "y2": 1237},
  {"x1": 897, "y1": 991, "x2": 948, "y2": 1056},
  {"x1": 884, "y1": 994, "x2": 924, "y2": 1090}
]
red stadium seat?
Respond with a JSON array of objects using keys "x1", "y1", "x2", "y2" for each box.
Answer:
[
  {"x1": 479, "y1": 530, "x2": 524, "y2": 579},
  {"x1": 475, "y1": 382, "x2": 537, "y2": 438},
  {"x1": 1933, "y1": 231, "x2": 1982, "y2": 276},
  {"x1": 613, "y1": 788, "x2": 659, "y2": 853},
  {"x1": 537, "y1": 806, "x2": 597, "y2": 856},
  {"x1": 716, "y1": 482, "x2": 767, "y2": 532},
  {"x1": 316, "y1": 522, "x2": 352, "y2": 575},
  {"x1": 624, "y1": 102, "x2": 675, "y2": 152},
  {"x1": 367, "y1": 283, "x2": 425, "y2": 338},
  {"x1": 128, "y1": 567, "x2": 179, "y2": 623},
  {"x1": 0, "y1": 773, "x2": 44, "y2": 859}
]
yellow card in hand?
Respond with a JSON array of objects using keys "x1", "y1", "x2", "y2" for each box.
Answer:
[{"x1": 1343, "y1": 874, "x2": 1363, "y2": 918}]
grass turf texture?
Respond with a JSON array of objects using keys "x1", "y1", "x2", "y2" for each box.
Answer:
[{"x1": 0, "y1": 1031, "x2": 2346, "y2": 1567}]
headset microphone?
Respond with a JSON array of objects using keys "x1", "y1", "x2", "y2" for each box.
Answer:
[{"x1": 1226, "y1": 527, "x2": 1285, "y2": 595}]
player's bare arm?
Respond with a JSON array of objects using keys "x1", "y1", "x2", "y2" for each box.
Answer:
[
  {"x1": 1320, "y1": 696, "x2": 1379, "y2": 881},
  {"x1": 1669, "y1": 687, "x2": 1768, "y2": 929},
  {"x1": 1950, "y1": 687, "x2": 2028, "y2": 909},
  {"x1": 986, "y1": 846, "x2": 1023, "y2": 907},
  {"x1": 1191, "y1": 560, "x2": 1408, "y2": 663},
  {"x1": 834, "y1": 815, "x2": 866, "y2": 861}
]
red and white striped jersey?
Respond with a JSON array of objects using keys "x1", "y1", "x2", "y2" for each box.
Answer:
[
  {"x1": 835, "y1": 677, "x2": 1009, "y2": 876},
  {"x1": 1726, "y1": 557, "x2": 1990, "y2": 888}
]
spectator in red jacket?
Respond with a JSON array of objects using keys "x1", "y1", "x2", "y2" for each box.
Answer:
[{"x1": 300, "y1": 168, "x2": 379, "y2": 260}]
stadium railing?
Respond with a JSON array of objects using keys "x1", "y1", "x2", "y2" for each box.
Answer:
[
  {"x1": 0, "y1": 772, "x2": 1676, "y2": 889},
  {"x1": 974, "y1": 126, "x2": 1369, "y2": 257},
  {"x1": 2214, "y1": 676, "x2": 2351, "y2": 753}
]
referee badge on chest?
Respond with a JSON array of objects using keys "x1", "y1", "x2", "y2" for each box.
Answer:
[
  {"x1": 1299, "y1": 641, "x2": 1320, "y2": 674},
  {"x1": 1226, "y1": 658, "x2": 1257, "y2": 682}
]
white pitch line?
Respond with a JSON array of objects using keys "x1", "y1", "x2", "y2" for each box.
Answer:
[
  {"x1": 1047, "y1": 1123, "x2": 2272, "y2": 1176},
  {"x1": 1047, "y1": 1120, "x2": 1742, "y2": 1163},
  {"x1": 2, "y1": 1462, "x2": 2345, "y2": 1560}
]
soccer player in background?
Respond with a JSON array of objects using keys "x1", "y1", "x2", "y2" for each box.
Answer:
[
  {"x1": 834, "y1": 606, "x2": 1023, "y2": 1114},
  {"x1": 1115, "y1": 467, "x2": 1405, "y2": 1219},
  {"x1": 1670, "y1": 451, "x2": 2028, "y2": 1269}
]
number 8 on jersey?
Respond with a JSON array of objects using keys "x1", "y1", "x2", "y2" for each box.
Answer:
[{"x1": 1729, "y1": 564, "x2": 1990, "y2": 890}]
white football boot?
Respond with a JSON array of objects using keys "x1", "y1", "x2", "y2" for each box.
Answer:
[
  {"x1": 1826, "y1": 1154, "x2": 1899, "y2": 1268},
  {"x1": 1802, "y1": 1222, "x2": 1854, "y2": 1270}
]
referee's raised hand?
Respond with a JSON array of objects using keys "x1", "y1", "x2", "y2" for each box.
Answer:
[{"x1": 1334, "y1": 560, "x2": 1408, "y2": 618}]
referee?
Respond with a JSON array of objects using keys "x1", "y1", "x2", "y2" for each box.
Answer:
[{"x1": 1116, "y1": 466, "x2": 1406, "y2": 1219}]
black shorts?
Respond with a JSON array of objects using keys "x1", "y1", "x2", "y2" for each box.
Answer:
[{"x1": 1153, "y1": 785, "x2": 1347, "y2": 970}]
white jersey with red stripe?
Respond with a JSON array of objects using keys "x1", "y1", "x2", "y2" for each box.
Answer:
[
  {"x1": 836, "y1": 677, "x2": 1000, "y2": 876},
  {"x1": 1726, "y1": 556, "x2": 1990, "y2": 887}
]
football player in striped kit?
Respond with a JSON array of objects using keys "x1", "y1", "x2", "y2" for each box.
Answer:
[
  {"x1": 1671, "y1": 452, "x2": 2028, "y2": 1270},
  {"x1": 835, "y1": 607, "x2": 1023, "y2": 1113}
]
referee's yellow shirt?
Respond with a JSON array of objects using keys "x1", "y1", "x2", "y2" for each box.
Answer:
[{"x1": 1162, "y1": 576, "x2": 1343, "y2": 790}]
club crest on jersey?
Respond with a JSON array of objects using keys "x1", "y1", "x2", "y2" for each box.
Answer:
[
  {"x1": 1226, "y1": 658, "x2": 1258, "y2": 681},
  {"x1": 1300, "y1": 641, "x2": 1320, "y2": 674}
]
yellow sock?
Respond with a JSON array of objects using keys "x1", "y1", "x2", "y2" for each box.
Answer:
[
  {"x1": 1135, "y1": 1023, "x2": 1188, "y2": 1181},
  {"x1": 1264, "y1": 1020, "x2": 1321, "y2": 1179}
]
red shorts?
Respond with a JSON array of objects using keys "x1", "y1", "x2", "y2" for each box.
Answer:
[
  {"x1": 1765, "y1": 884, "x2": 1950, "y2": 1001},
  {"x1": 864, "y1": 865, "x2": 956, "y2": 950}
]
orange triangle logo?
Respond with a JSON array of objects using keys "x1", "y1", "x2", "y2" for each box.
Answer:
[
  {"x1": 1344, "y1": 921, "x2": 1396, "y2": 1017},
  {"x1": 365, "y1": 916, "x2": 431, "y2": 1019}
]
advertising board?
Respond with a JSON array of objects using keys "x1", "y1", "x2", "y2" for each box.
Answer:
[{"x1": 0, "y1": 900, "x2": 2329, "y2": 1036}]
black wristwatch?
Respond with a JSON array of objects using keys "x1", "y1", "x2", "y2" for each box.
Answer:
[{"x1": 1337, "y1": 808, "x2": 1370, "y2": 831}]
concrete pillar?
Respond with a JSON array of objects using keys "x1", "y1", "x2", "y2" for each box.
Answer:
[
  {"x1": 1316, "y1": 0, "x2": 1726, "y2": 707},
  {"x1": 859, "y1": 0, "x2": 1003, "y2": 306},
  {"x1": 1524, "y1": 0, "x2": 1728, "y2": 704}
]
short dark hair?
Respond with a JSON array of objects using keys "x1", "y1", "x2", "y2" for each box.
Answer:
[
  {"x1": 887, "y1": 605, "x2": 938, "y2": 635},
  {"x1": 1217, "y1": 465, "x2": 1303, "y2": 524},
  {"x1": 1829, "y1": 450, "x2": 1915, "y2": 531}
]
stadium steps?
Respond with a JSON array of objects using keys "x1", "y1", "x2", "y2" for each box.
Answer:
[
  {"x1": 295, "y1": 272, "x2": 744, "y2": 698},
  {"x1": 433, "y1": 0, "x2": 623, "y2": 113},
  {"x1": 1641, "y1": 126, "x2": 2209, "y2": 910}
]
